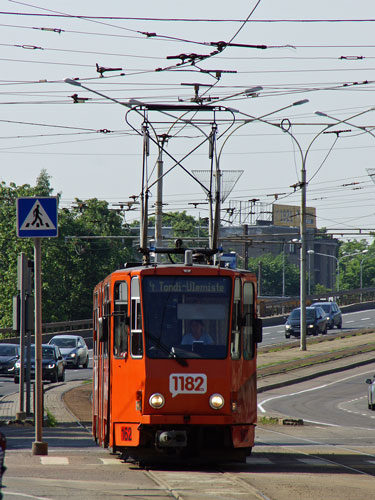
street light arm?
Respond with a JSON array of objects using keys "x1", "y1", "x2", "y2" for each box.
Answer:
[{"x1": 315, "y1": 107, "x2": 375, "y2": 141}]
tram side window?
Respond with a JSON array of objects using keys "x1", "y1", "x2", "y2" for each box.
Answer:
[
  {"x1": 93, "y1": 291, "x2": 99, "y2": 357},
  {"x1": 131, "y1": 277, "x2": 143, "y2": 358},
  {"x1": 102, "y1": 283, "x2": 110, "y2": 356},
  {"x1": 243, "y1": 282, "x2": 255, "y2": 360},
  {"x1": 231, "y1": 278, "x2": 241, "y2": 360},
  {"x1": 114, "y1": 281, "x2": 128, "y2": 358}
]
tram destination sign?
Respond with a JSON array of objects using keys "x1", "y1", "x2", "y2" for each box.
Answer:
[
  {"x1": 143, "y1": 276, "x2": 230, "y2": 294},
  {"x1": 17, "y1": 197, "x2": 58, "y2": 238}
]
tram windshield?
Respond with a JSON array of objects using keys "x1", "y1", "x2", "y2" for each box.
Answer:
[{"x1": 142, "y1": 275, "x2": 231, "y2": 359}]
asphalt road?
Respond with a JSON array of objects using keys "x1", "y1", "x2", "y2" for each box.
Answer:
[
  {"x1": 0, "y1": 354, "x2": 93, "y2": 398},
  {"x1": 3, "y1": 350, "x2": 375, "y2": 498},
  {"x1": 262, "y1": 307, "x2": 375, "y2": 346},
  {"x1": 258, "y1": 365, "x2": 375, "y2": 428}
]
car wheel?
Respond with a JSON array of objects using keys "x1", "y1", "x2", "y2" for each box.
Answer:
[
  {"x1": 58, "y1": 370, "x2": 65, "y2": 382},
  {"x1": 74, "y1": 357, "x2": 80, "y2": 369},
  {"x1": 83, "y1": 356, "x2": 89, "y2": 369},
  {"x1": 285, "y1": 333, "x2": 290, "y2": 339},
  {"x1": 337, "y1": 321, "x2": 342, "y2": 329}
]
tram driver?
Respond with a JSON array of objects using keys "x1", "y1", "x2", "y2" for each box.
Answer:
[{"x1": 181, "y1": 319, "x2": 214, "y2": 345}]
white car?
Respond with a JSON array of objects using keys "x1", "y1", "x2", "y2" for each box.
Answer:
[
  {"x1": 366, "y1": 376, "x2": 375, "y2": 410},
  {"x1": 48, "y1": 335, "x2": 89, "y2": 369}
]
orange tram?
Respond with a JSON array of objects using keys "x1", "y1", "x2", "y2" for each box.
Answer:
[{"x1": 92, "y1": 251, "x2": 262, "y2": 463}]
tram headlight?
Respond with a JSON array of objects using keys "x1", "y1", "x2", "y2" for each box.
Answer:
[
  {"x1": 149, "y1": 393, "x2": 165, "y2": 409},
  {"x1": 209, "y1": 393, "x2": 224, "y2": 410}
]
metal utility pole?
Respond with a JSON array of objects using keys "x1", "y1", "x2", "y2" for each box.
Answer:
[
  {"x1": 300, "y1": 163, "x2": 307, "y2": 351},
  {"x1": 155, "y1": 134, "x2": 169, "y2": 263},
  {"x1": 211, "y1": 124, "x2": 221, "y2": 252},
  {"x1": 32, "y1": 238, "x2": 48, "y2": 455},
  {"x1": 243, "y1": 224, "x2": 249, "y2": 270},
  {"x1": 140, "y1": 123, "x2": 150, "y2": 263}
]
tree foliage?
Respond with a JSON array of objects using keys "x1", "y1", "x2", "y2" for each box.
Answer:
[
  {"x1": 338, "y1": 239, "x2": 375, "y2": 290},
  {"x1": 247, "y1": 253, "x2": 300, "y2": 297},
  {"x1": 0, "y1": 174, "x2": 137, "y2": 327}
]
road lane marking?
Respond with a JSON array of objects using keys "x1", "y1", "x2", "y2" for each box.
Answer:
[
  {"x1": 100, "y1": 458, "x2": 122, "y2": 465},
  {"x1": 40, "y1": 457, "x2": 69, "y2": 465},
  {"x1": 258, "y1": 369, "x2": 375, "y2": 414}
]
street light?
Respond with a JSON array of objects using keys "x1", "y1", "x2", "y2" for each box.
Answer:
[
  {"x1": 307, "y1": 250, "x2": 338, "y2": 292},
  {"x1": 307, "y1": 249, "x2": 367, "y2": 292},
  {"x1": 359, "y1": 254, "x2": 372, "y2": 301},
  {"x1": 338, "y1": 250, "x2": 368, "y2": 291},
  {"x1": 231, "y1": 101, "x2": 356, "y2": 351},
  {"x1": 235, "y1": 107, "x2": 373, "y2": 351}
]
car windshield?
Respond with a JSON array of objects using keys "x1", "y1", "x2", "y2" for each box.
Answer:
[
  {"x1": 26, "y1": 346, "x2": 56, "y2": 360},
  {"x1": 289, "y1": 309, "x2": 315, "y2": 320},
  {"x1": 289, "y1": 309, "x2": 301, "y2": 320},
  {"x1": 0, "y1": 345, "x2": 18, "y2": 356},
  {"x1": 317, "y1": 304, "x2": 330, "y2": 313},
  {"x1": 142, "y1": 275, "x2": 231, "y2": 359},
  {"x1": 306, "y1": 309, "x2": 316, "y2": 320},
  {"x1": 51, "y1": 338, "x2": 77, "y2": 348}
]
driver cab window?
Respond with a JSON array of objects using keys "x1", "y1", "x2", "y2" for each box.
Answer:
[
  {"x1": 231, "y1": 278, "x2": 241, "y2": 360},
  {"x1": 114, "y1": 281, "x2": 128, "y2": 358},
  {"x1": 131, "y1": 277, "x2": 143, "y2": 358},
  {"x1": 243, "y1": 282, "x2": 255, "y2": 360}
]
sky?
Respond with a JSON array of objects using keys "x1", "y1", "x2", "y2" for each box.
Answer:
[{"x1": 1, "y1": 1, "x2": 375, "y2": 240}]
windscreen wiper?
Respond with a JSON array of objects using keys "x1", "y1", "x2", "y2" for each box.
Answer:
[{"x1": 145, "y1": 331, "x2": 188, "y2": 367}]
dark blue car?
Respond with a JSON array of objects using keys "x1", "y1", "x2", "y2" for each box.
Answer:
[{"x1": 285, "y1": 307, "x2": 328, "y2": 338}]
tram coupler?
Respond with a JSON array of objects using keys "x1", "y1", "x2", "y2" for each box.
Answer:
[{"x1": 156, "y1": 430, "x2": 187, "y2": 448}]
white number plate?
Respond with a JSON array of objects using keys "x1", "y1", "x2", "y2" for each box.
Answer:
[{"x1": 169, "y1": 373, "x2": 207, "y2": 398}]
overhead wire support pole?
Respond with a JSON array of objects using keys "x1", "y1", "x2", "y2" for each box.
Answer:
[
  {"x1": 211, "y1": 123, "x2": 221, "y2": 253},
  {"x1": 155, "y1": 134, "x2": 169, "y2": 263},
  {"x1": 140, "y1": 121, "x2": 150, "y2": 263}
]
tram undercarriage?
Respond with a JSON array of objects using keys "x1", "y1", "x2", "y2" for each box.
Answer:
[{"x1": 114, "y1": 423, "x2": 253, "y2": 463}]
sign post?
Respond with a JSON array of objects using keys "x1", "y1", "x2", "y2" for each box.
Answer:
[
  {"x1": 17, "y1": 197, "x2": 58, "y2": 456},
  {"x1": 15, "y1": 253, "x2": 27, "y2": 421}
]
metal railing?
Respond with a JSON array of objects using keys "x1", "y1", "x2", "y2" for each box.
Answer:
[
  {"x1": 0, "y1": 319, "x2": 93, "y2": 340},
  {"x1": 1, "y1": 286, "x2": 375, "y2": 338},
  {"x1": 258, "y1": 286, "x2": 375, "y2": 318}
]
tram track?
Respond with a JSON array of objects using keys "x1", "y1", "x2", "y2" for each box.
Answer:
[
  {"x1": 257, "y1": 425, "x2": 375, "y2": 478},
  {"x1": 145, "y1": 466, "x2": 274, "y2": 500}
]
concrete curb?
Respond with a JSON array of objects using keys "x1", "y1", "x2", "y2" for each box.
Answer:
[{"x1": 257, "y1": 351, "x2": 375, "y2": 393}]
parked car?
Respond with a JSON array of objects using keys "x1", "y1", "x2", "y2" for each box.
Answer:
[
  {"x1": 0, "y1": 344, "x2": 19, "y2": 376},
  {"x1": 48, "y1": 335, "x2": 89, "y2": 369},
  {"x1": 14, "y1": 344, "x2": 65, "y2": 384},
  {"x1": 311, "y1": 301, "x2": 342, "y2": 329},
  {"x1": 285, "y1": 306, "x2": 328, "y2": 338},
  {"x1": 366, "y1": 375, "x2": 375, "y2": 410}
]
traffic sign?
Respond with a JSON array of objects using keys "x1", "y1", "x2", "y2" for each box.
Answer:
[{"x1": 17, "y1": 197, "x2": 58, "y2": 238}]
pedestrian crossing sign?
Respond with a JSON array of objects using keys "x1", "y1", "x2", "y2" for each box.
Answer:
[{"x1": 17, "y1": 197, "x2": 58, "y2": 238}]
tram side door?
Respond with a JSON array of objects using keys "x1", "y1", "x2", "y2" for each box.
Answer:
[
  {"x1": 98, "y1": 283, "x2": 111, "y2": 446},
  {"x1": 93, "y1": 290, "x2": 99, "y2": 441}
]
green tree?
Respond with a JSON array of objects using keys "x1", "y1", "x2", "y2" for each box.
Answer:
[
  {"x1": 0, "y1": 181, "x2": 39, "y2": 327},
  {"x1": 148, "y1": 211, "x2": 208, "y2": 242},
  {"x1": 247, "y1": 253, "x2": 300, "y2": 296},
  {"x1": 337, "y1": 239, "x2": 370, "y2": 290},
  {"x1": 0, "y1": 175, "x2": 137, "y2": 327},
  {"x1": 42, "y1": 198, "x2": 136, "y2": 321}
]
